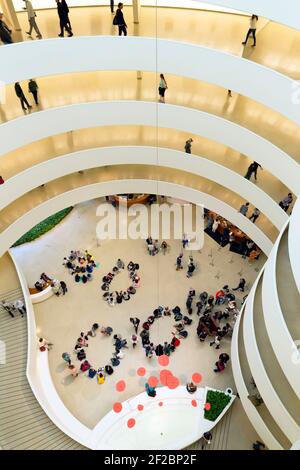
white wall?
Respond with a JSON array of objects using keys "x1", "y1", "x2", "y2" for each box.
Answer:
[
  {"x1": 243, "y1": 276, "x2": 300, "y2": 444},
  {"x1": 0, "y1": 146, "x2": 286, "y2": 229},
  {"x1": 0, "y1": 179, "x2": 273, "y2": 257},
  {"x1": 289, "y1": 197, "x2": 300, "y2": 292},
  {"x1": 0, "y1": 101, "x2": 298, "y2": 194},
  {"x1": 0, "y1": 37, "x2": 300, "y2": 129},
  {"x1": 262, "y1": 224, "x2": 300, "y2": 397}
]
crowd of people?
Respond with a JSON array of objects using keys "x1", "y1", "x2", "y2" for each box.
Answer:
[
  {"x1": 131, "y1": 304, "x2": 193, "y2": 360},
  {"x1": 63, "y1": 249, "x2": 98, "y2": 284},
  {"x1": 102, "y1": 259, "x2": 141, "y2": 305}
]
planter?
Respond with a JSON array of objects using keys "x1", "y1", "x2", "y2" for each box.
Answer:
[{"x1": 204, "y1": 387, "x2": 234, "y2": 422}]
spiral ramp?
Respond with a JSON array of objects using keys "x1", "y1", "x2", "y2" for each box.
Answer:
[{"x1": 0, "y1": 1, "x2": 299, "y2": 449}]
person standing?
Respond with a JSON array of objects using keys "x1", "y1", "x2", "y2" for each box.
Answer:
[
  {"x1": 60, "y1": 280, "x2": 68, "y2": 295},
  {"x1": 115, "y1": 3, "x2": 127, "y2": 36},
  {"x1": 14, "y1": 82, "x2": 32, "y2": 111},
  {"x1": 56, "y1": 0, "x2": 73, "y2": 37},
  {"x1": 62, "y1": 352, "x2": 71, "y2": 365},
  {"x1": 212, "y1": 218, "x2": 220, "y2": 233},
  {"x1": 239, "y1": 202, "x2": 250, "y2": 216},
  {"x1": 110, "y1": 0, "x2": 114, "y2": 13},
  {"x1": 184, "y1": 138, "x2": 193, "y2": 154},
  {"x1": 23, "y1": 0, "x2": 42, "y2": 39},
  {"x1": 233, "y1": 278, "x2": 246, "y2": 292},
  {"x1": 14, "y1": 299, "x2": 26, "y2": 317},
  {"x1": 0, "y1": 13, "x2": 13, "y2": 44},
  {"x1": 242, "y1": 15, "x2": 258, "y2": 47},
  {"x1": 158, "y1": 74, "x2": 168, "y2": 103},
  {"x1": 176, "y1": 253, "x2": 183, "y2": 271},
  {"x1": 130, "y1": 317, "x2": 140, "y2": 334},
  {"x1": 279, "y1": 193, "x2": 293, "y2": 212},
  {"x1": 249, "y1": 208, "x2": 260, "y2": 223},
  {"x1": 202, "y1": 431, "x2": 212, "y2": 450},
  {"x1": 28, "y1": 79, "x2": 39, "y2": 105}
]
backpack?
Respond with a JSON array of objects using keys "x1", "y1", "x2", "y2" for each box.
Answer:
[{"x1": 113, "y1": 15, "x2": 118, "y2": 25}]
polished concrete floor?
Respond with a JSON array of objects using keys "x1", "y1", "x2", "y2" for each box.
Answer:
[{"x1": 12, "y1": 200, "x2": 264, "y2": 448}]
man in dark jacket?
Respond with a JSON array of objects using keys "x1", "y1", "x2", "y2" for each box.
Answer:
[
  {"x1": 115, "y1": 2, "x2": 127, "y2": 36},
  {"x1": 14, "y1": 82, "x2": 32, "y2": 111},
  {"x1": 28, "y1": 79, "x2": 39, "y2": 105},
  {"x1": 56, "y1": 0, "x2": 73, "y2": 37},
  {"x1": 0, "y1": 13, "x2": 13, "y2": 44}
]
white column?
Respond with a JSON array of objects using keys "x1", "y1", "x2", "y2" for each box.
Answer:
[
  {"x1": 0, "y1": 0, "x2": 21, "y2": 32},
  {"x1": 132, "y1": 0, "x2": 141, "y2": 24}
]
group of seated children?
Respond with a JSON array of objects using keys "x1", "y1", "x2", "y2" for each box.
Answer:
[
  {"x1": 102, "y1": 259, "x2": 141, "y2": 305},
  {"x1": 63, "y1": 250, "x2": 97, "y2": 284}
]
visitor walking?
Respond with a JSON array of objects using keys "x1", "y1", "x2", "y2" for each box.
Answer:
[
  {"x1": 279, "y1": 193, "x2": 293, "y2": 212},
  {"x1": 184, "y1": 138, "x2": 193, "y2": 154},
  {"x1": 56, "y1": 0, "x2": 73, "y2": 37},
  {"x1": 1, "y1": 300, "x2": 15, "y2": 318},
  {"x1": 0, "y1": 13, "x2": 13, "y2": 44},
  {"x1": 131, "y1": 334, "x2": 139, "y2": 348},
  {"x1": 114, "y1": 3, "x2": 127, "y2": 36},
  {"x1": 239, "y1": 202, "x2": 250, "y2": 216},
  {"x1": 13, "y1": 299, "x2": 26, "y2": 317},
  {"x1": 14, "y1": 82, "x2": 32, "y2": 111},
  {"x1": 28, "y1": 79, "x2": 39, "y2": 105},
  {"x1": 186, "y1": 262, "x2": 195, "y2": 278},
  {"x1": 182, "y1": 233, "x2": 189, "y2": 249},
  {"x1": 249, "y1": 208, "x2": 260, "y2": 223},
  {"x1": 242, "y1": 15, "x2": 258, "y2": 47},
  {"x1": 130, "y1": 317, "x2": 140, "y2": 334},
  {"x1": 244, "y1": 161, "x2": 262, "y2": 181},
  {"x1": 158, "y1": 74, "x2": 168, "y2": 103},
  {"x1": 23, "y1": 0, "x2": 42, "y2": 39}
]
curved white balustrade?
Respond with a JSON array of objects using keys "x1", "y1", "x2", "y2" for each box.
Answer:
[
  {"x1": 1, "y1": 37, "x2": 300, "y2": 127},
  {"x1": 0, "y1": 146, "x2": 286, "y2": 230},
  {"x1": 243, "y1": 276, "x2": 300, "y2": 444},
  {"x1": 261, "y1": 223, "x2": 300, "y2": 397},
  {"x1": 0, "y1": 101, "x2": 298, "y2": 194},
  {"x1": 289, "y1": 197, "x2": 300, "y2": 292},
  {"x1": 191, "y1": 0, "x2": 300, "y2": 31},
  {"x1": 0, "y1": 180, "x2": 273, "y2": 258},
  {"x1": 230, "y1": 306, "x2": 282, "y2": 450}
]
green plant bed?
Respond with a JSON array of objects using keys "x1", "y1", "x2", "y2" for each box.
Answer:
[
  {"x1": 12, "y1": 207, "x2": 73, "y2": 247},
  {"x1": 204, "y1": 390, "x2": 231, "y2": 422}
]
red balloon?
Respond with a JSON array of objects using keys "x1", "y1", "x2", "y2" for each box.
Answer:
[
  {"x1": 127, "y1": 418, "x2": 136, "y2": 428},
  {"x1": 158, "y1": 355, "x2": 169, "y2": 367},
  {"x1": 137, "y1": 367, "x2": 146, "y2": 376},
  {"x1": 191, "y1": 400, "x2": 197, "y2": 407},
  {"x1": 204, "y1": 402, "x2": 211, "y2": 411},
  {"x1": 159, "y1": 401, "x2": 163, "y2": 407},
  {"x1": 148, "y1": 376, "x2": 159, "y2": 388},
  {"x1": 113, "y1": 402, "x2": 122, "y2": 413},
  {"x1": 160, "y1": 369, "x2": 172, "y2": 385},
  {"x1": 192, "y1": 373, "x2": 202, "y2": 384},
  {"x1": 116, "y1": 380, "x2": 126, "y2": 392},
  {"x1": 137, "y1": 404, "x2": 144, "y2": 411},
  {"x1": 167, "y1": 375, "x2": 180, "y2": 390}
]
